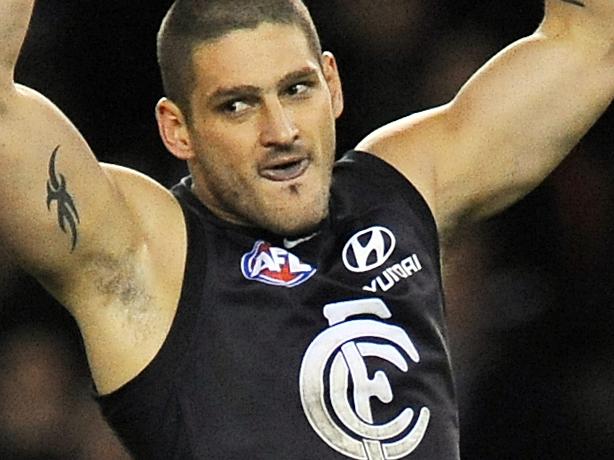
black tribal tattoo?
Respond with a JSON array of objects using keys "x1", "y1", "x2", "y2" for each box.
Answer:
[
  {"x1": 46, "y1": 146, "x2": 80, "y2": 251},
  {"x1": 560, "y1": 0, "x2": 586, "y2": 7}
]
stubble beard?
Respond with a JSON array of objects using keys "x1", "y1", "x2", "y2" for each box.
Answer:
[
  {"x1": 256, "y1": 180, "x2": 331, "y2": 236},
  {"x1": 192, "y1": 156, "x2": 334, "y2": 237},
  {"x1": 229, "y1": 169, "x2": 332, "y2": 237}
]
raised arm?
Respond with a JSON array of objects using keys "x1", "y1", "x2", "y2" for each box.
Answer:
[
  {"x1": 0, "y1": 0, "x2": 138, "y2": 296},
  {"x1": 0, "y1": 0, "x2": 185, "y2": 316},
  {"x1": 0, "y1": 1, "x2": 187, "y2": 393},
  {"x1": 358, "y1": 0, "x2": 614, "y2": 238}
]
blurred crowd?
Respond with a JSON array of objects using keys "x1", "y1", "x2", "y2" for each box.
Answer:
[{"x1": 1, "y1": 0, "x2": 613, "y2": 458}]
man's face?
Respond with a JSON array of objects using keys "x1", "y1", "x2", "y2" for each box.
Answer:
[{"x1": 185, "y1": 23, "x2": 343, "y2": 236}]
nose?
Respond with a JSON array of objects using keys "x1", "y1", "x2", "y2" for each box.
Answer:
[{"x1": 259, "y1": 98, "x2": 299, "y2": 148}]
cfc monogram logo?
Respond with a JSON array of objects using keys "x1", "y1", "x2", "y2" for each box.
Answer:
[{"x1": 299, "y1": 298, "x2": 430, "y2": 460}]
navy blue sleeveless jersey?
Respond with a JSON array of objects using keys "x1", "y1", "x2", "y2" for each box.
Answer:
[{"x1": 97, "y1": 151, "x2": 460, "y2": 459}]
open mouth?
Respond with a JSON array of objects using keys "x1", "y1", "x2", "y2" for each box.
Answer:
[{"x1": 259, "y1": 158, "x2": 309, "y2": 182}]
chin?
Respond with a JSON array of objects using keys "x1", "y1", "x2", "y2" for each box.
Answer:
[{"x1": 246, "y1": 176, "x2": 332, "y2": 236}]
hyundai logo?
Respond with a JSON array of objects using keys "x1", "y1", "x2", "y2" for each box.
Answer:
[{"x1": 342, "y1": 226, "x2": 396, "y2": 273}]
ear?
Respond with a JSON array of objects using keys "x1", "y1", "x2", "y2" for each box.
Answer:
[
  {"x1": 155, "y1": 98, "x2": 194, "y2": 161},
  {"x1": 321, "y1": 51, "x2": 344, "y2": 119}
]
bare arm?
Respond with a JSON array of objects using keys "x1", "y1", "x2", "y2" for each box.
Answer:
[
  {"x1": 0, "y1": 2, "x2": 186, "y2": 393},
  {"x1": 0, "y1": 1, "x2": 151, "y2": 311},
  {"x1": 358, "y1": 0, "x2": 614, "y2": 238}
]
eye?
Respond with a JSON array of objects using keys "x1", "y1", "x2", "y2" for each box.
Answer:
[
  {"x1": 286, "y1": 82, "x2": 312, "y2": 97},
  {"x1": 220, "y1": 99, "x2": 252, "y2": 115}
]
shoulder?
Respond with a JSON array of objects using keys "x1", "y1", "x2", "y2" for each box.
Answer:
[
  {"x1": 101, "y1": 163, "x2": 186, "y2": 276},
  {"x1": 355, "y1": 105, "x2": 460, "y2": 237},
  {"x1": 102, "y1": 164, "x2": 181, "y2": 210}
]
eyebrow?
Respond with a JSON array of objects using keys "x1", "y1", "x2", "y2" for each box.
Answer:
[
  {"x1": 207, "y1": 66, "x2": 320, "y2": 104},
  {"x1": 277, "y1": 67, "x2": 320, "y2": 89},
  {"x1": 208, "y1": 85, "x2": 261, "y2": 106}
]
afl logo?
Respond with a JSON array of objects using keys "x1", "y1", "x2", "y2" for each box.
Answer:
[
  {"x1": 343, "y1": 227, "x2": 396, "y2": 273},
  {"x1": 241, "y1": 240, "x2": 316, "y2": 288}
]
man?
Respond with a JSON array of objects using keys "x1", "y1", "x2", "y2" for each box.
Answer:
[{"x1": 1, "y1": 0, "x2": 612, "y2": 458}]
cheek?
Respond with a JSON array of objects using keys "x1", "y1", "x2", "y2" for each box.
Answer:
[
  {"x1": 315, "y1": 93, "x2": 337, "y2": 129},
  {"x1": 198, "y1": 126, "x2": 257, "y2": 170},
  {"x1": 313, "y1": 106, "x2": 336, "y2": 152},
  {"x1": 298, "y1": 99, "x2": 335, "y2": 146}
]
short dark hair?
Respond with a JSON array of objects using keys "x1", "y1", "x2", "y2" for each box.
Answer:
[{"x1": 157, "y1": 0, "x2": 323, "y2": 119}]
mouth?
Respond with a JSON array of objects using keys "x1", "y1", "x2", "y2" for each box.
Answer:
[{"x1": 259, "y1": 157, "x2": 310, "y2": 182}]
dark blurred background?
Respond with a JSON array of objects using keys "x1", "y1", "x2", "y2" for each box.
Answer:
[{"x1": 1, "y1": 0, "x2": 613, "y2": 458}]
